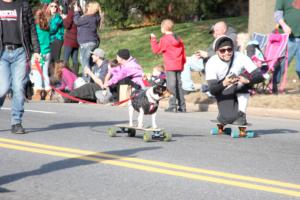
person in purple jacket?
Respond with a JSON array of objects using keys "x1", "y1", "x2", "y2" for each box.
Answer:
[
  {"x1": 73, "y1": 0, "x2": 102, "y2": 82},
  {"x1": 104, "y1": 49, "x2": 145, "y2": 101}
]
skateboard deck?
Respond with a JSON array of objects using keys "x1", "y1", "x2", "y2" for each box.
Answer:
[
  {"x1": 108, "y1": 124, "x2": 172, "y2": 142},
  {"x1": 210, "y1": 120, "x2": 255, "y2": 138}
]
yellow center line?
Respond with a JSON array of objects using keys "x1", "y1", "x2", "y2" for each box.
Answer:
[
  {"x1": 0, "y1": 137, "x2": 299, "y2": 191},
  {"x1": 0, "y1": 139, "x2": 300, "y2": 198}
]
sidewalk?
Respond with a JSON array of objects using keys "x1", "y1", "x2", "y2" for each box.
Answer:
[{"x1": 160, "y1": 101, "x2": 300, "y2": 120}]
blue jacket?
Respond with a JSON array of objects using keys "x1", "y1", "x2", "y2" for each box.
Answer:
[{"x1": 73, "y1": 12, "x2": 100, "y2": 44}]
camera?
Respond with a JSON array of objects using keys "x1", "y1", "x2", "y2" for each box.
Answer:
[{"x1": 227, "y1": 72, "x2": 238, "y2": 79}]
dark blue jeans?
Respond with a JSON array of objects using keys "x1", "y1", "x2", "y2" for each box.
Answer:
[{"x1": 166, "y1": 71, "x2": 186, "y2": 109}]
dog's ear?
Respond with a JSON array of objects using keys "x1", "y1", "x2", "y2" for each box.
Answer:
[{"x1": 153, "y1": 85, "x2": 167, "y2": 95}]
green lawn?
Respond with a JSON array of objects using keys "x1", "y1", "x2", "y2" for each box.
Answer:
[
  {"x1": 100, "y1": 16, "x2": 248, "y2": 73},
  {"x1": 98, "y1": 16, "x2": 297, "y2": 79}
]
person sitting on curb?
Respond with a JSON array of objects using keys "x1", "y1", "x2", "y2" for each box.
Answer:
[
  {"x1": 104, "y1": 49, "x2": 145, "y2": 101},
  {"x1": 65, "y1": 48, "x2": 109, "y2": 102},
  {"x1": 196, "y1": 21, "x2": 237, "y2": 60},
  {"x1": 181, "y1": 53, "x2": 205, "y2": 94},
  {"x1": 205, "y1": 36, "x2": 265, "y2": 125}
]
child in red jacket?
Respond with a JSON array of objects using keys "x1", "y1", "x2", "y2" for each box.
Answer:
[{"x1": 150, "y1": 19, "x2": 186, "y2": 112}]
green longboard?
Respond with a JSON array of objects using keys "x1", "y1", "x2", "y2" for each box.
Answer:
[{"x1": 108, "y1": 124, "x2": 172, "y2": 142}]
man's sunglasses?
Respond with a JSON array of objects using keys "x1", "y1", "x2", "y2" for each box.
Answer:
[{"x1": 218, "y1": 47, "x2": 233, "y2": 54}]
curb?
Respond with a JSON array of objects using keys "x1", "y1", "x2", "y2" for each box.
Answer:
[{"x1": 160, "y1": 101, "x2": 300, "y2": 120}]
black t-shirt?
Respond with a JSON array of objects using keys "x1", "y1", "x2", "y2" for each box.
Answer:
[{"x1": 0, "y1": 0, "x2": 22, "y2": 45}]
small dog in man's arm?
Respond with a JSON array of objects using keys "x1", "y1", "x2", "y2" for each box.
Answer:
[{"x1": 129, "y1": 79, "x2": 171, "y2": 129}]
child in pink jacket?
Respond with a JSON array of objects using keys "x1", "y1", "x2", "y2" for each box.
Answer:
[{"x1": 54, "y1": 60, "x2": 78, "y2": 92}]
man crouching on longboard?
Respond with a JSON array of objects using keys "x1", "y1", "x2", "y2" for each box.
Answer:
[{"x1": 205, "y1": 36, "x2": 265, "y2": 125}]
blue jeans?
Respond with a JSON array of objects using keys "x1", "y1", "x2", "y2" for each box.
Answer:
[
  {"x1": 181, "y1": 56, "x2": 204, "y2": 91},
  {"x1": 30, "y1": 53, "x2": 51, "y2": 90},
  {"x1": 64, "y1": 46, "x2": 79, "y2": 65},
  {"x1": 79, "y1": 41, "x2": 98, "y2": 82},
  {"x1": 274, "y1": 37, "x2": 300, "y2": 84},
  {"x1": 0, "y1": 47, "x2": 27, "y2": 125}
]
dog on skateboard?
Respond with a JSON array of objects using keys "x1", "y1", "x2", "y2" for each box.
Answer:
[{"x1": 129, "y1": 79, "x2": 171, "y2": 129}]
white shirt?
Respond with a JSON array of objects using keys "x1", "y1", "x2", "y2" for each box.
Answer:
[{"x1": 205, "y1": 52, "x2": 257, "y2": 81}]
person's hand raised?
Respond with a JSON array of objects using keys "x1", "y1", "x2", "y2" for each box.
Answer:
[
  {"x1": 150, "y1": 33, "x2": 156, "y2": 38},
  {"x1": 74, "y1": 3, "x2": 80, "y2": 12}
]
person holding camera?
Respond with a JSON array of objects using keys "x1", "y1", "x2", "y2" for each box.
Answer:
[
  {"x1": 73, "y1": 0, "x2": 102, "y2": 82},
  {"x1": 205, "y1": 36, "x2": 264, "y2": 125}
]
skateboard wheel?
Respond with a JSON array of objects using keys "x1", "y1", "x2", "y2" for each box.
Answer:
[
  {"x1": 163, "y1": 131, "x2": 172, "y2": 142},
  {"x1": 210, "y1": 128, "x2": 219, "y2": 135},
  {"x1": 246, "y1": 131, "x2": 255, "y2": 138},
  {"x1": 120, "y1": 127, "x2": 126, "y2": 133},
  {"x1": 127, "y1": 128, "x2": 136, "y2": 137},
  {"x1": 231, "y1": 130, "x2": 240, "y2": 138},
  {"x1": 143, "y1": 132, "x2": 152, "y2": 142},
  {"x1": 224, "y1": 128, "x2": 232, "y2": 135},
  {"x1": 108, "y1": 127, "x2": 117, "y2": 137},
  {"x1": 153, "y1": 131, "x2": 161, "y2": 138}
]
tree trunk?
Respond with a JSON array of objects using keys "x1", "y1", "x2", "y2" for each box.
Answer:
[{"x1": 248, "y1": 0, "x2": 276, "y2": 35}]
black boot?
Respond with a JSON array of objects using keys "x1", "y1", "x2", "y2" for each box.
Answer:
[
  {"x1": 178, "y1": 107, "x2": 186, "y2": 113},
  {"x1": 164, "y1": 107, "x2": 177, "y2": 112},
  {"x1": 73, "y1": 63, "x2": 79, "y2": 76}
]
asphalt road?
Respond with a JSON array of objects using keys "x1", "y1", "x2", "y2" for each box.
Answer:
[{"x1": 0, "y1": 101, "x2": 300, "y2": 200}]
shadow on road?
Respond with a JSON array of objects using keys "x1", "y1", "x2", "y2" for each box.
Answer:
[
  {"x1": 0, "y1": 187, "x2": 13, "y2": 193},
  {"x1": 254, "y1": 128, "x2": 299, "y2": 135},
  {"x1": 0, "y1": 146, "x2": 161, "y2": 191},
  {"x1": 26, "y1": 120, "x2": 128, "y2": 133}
]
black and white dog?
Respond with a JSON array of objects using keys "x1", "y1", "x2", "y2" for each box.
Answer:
[{"x1": 129, "y1": 80, "x2": 171, "y2": 129}]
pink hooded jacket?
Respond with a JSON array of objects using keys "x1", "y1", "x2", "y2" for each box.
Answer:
[{"x1": 108, "y1": 57, "x2": 145, "y2": 87}]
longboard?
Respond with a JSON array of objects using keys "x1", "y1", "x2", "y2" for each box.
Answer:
[
  {"x1": 108, "y1": 124, "x2": 172, "y2": 142},
  {"x1": 210, "y1": 120, "x2": 255, "y2": 138}
]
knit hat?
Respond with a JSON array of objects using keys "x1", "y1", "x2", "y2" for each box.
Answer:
[
  {"x1": 213, "y1": 35, "x2": 234, "y2": 51},
  {"x1": 117, "y1": 49, "x2": 130, "y2": 60},
  {"x1": 91, "y1": 48, "x2": 105, "y2": 59}
]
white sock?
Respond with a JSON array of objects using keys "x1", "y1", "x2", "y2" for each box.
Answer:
[{"x1": 237, "y1": 93, "x2": 250, "y2": 113}]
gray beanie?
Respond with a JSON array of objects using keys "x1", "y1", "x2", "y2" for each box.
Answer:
[{"x1": 213, "y1": 35, "x2": 234, "y2": 51}]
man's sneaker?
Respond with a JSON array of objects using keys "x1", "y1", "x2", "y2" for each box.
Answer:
[
  {"x1": 164, "y1": 107, "x2": 177, "y2": 113},
  {"x1": 11, "y1": 124, "x2": 26, "y2": 134},
  {"x1": 233, "y1": 111, "x2": 247, "y2": 125},
  {"x1": 177, "y1": 107, "x2": 186, "y2": 113}
]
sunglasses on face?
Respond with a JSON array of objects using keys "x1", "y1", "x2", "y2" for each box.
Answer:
[{"x1": 218, "y1": 47, "x2": 233, "y2": 54}]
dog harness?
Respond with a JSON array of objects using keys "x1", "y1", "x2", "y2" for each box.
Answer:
[{"x1": 131, "y1": 90, "x2": 159, "y2": 115}]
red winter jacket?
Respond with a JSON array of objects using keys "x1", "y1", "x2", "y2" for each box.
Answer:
[
  {"x1": 63, "y1": 10, "x2": 79, "y2": 48},
  {"x1": 150, "y1": 34, "x2": 186, "y2": 71}
]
